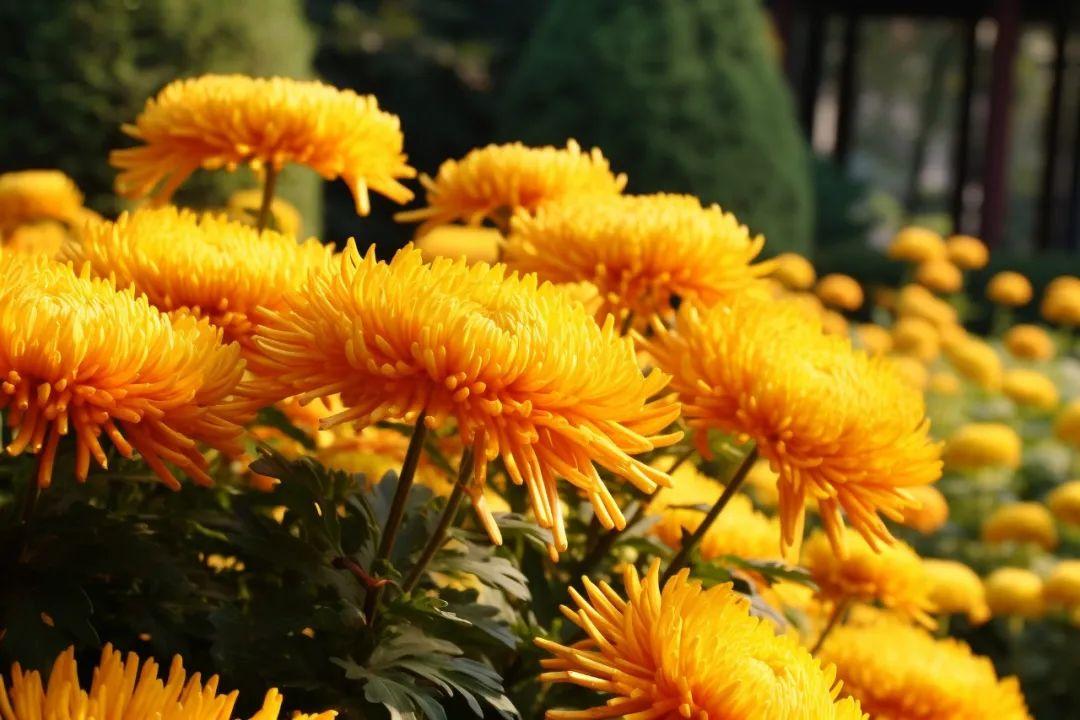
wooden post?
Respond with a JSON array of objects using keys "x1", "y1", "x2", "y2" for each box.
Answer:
[
  {"x1": 980, "y1": 0, "x2": 1020, "y2": 248},
  {"x1": 1035, "y1": 4, "x2": 1069, "y2": 250},
  {"x1": 951, "y1": 17, "x2": 978, "y2": 235},
  {"x1": 834, "y1": 12, "x2": 860, "y2": 166}
]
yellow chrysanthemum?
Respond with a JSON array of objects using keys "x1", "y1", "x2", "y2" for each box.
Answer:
[
  {"x1": 984, "y1": 567, "x2": 1044, "y2": 618},
  {"x1": 820, "y1": 616, "x2": 1031, "y2": 720},
  {"x1": 250, "y1": 244, "x2": 680, "y2": 551},
  {"x1": 943, "y1": 335, "x2": 1003, "y2": 389},
  {"x1": 895, "y1": 284, "x2": 958, "y2": 328},
  {"x1": 923, "y1": 559, "x2": 990, "y2": 624},
  {"x1": 915, "y1": 258, "x2": 963, "y2": 294},
  {"x1": 0, "y1": 170, "x2": 85, "y2": 233},
  {"x1": 945, "y1": 234, "x2": 989, "y2": 269},
  {"x1": 1047, "y1": 480, "x2": 1080, "y2": 525},
  {"x1": 942, "y1": 423, "x2": 1021, "y2": 471},
  {"x1": 887, "y1": 226, "x2": 946, "y2": 263},
  {"x1": 536, "y1": 561, "x2": 866, "y2": 720},
  {"x1": 803, "y1": 528, "x2": 936, "y2": 627},
  {"x1": 987, "y1": 271, "x2": 1033, "y2": 307},
  {"x1": 815, "y1": 274, "x2": 863, "y2": 311},
  {"x1": 0, "y1": 644, "x2": 333, "y2": 720},
  {"x1": 396, "y1": 140, "x2": 625, "y2": 233},
  {"x1": 414, "y1": 224, "x2": 502, "y2": 265},
  {"x1": 227, "y1": 187, "x2": 302, "y2": 236},
  {"x1": 1, "y1": 254, "x2": 247, "y2": 488},
  {"x1": 1003, "y1": 324, "x2": 1055, "y2": 361},
  {"x1": 981, "y1": 502, "x2": 1058, "y2": 551},
  {"x1": 891, "y1": 316, "x2": 940, "y2": 362},
  {"x1": 1055, "y1": 399, "x2": 1080, "y2": 446},
  {"x1": 929, "y1": 371, "x2": 961, "y2": 395},
  {"x1": 111, "y1": 74, "x2": 415, "y2": 215},
  {"x1": 1043, "y1": 560, "x2": 1080, "y2": 610},
  {"x1": 66, "y1": 206, "x2": 335, "y2": 352},
  {"x1": 1002, "y1": 368, "x2": 1059, "y2": 410},
  {"x1": 744, "y1": 457, "x2": 780, "y2": 508},
  {"x1": 1041, "y1": 276, "x2": 1080, "y2": 326},
  {"x1": 1, "y1": 221, "x2": 69, "y2": 258},
  {"x1": 641, "y1": 294, "x2": 941, "y2": 554},
  {"x1": 887, "y1": 355, "x2": 929, "y2": 391},
  {"x1": 898, "y1": 484, "x2": 949, "y2": 534},
  {"x1": 821, "y1": 310, "x2": 849, "y2": 337},
  {"x1": 768, "y1": 252, "x2": 817, "y2": 290},
  {"x1": 855, "y1": 323, "x2": 892, "y2": 356},
  {"x1": 503, "y1": 194, "x2": 768, "y2": 321}
]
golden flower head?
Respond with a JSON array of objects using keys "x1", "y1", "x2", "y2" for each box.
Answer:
[
  {"x1": 942, "y1": 423, "x2": 1021, "y2": 471},
  {"x1": 929, "y1": 371, "x2": 961, "y2": 395},
  {"x1": 915, "y1": 258, "x2": 963, "y2": 294},
  {"x1": 898, "y1": 484, "x2": 949, "y2": 534},
  {"x1": 981, "y1": 502, "x2": 1058, "y2": 551},
  {"x1": 768, "y1": 252, "x2": 817, "y2": 290},
  {"x1": 888, "y1": 226, "x2": 946, "y2": 263},
  {"x1": 821, "y1": 310, "x2": 849, "y2": 337},
  {"x1": 819, "y1": 615, "x2": 1031, "y2": 720},
  {"x1": 855, "y1": 323, "x2": 892, "y2": 356},
  {"x1": 815, "y1": 273, "x2": 863, "y2": 311},
  {"x1": 503, "y1": 193, "x2": 769, "y2": 322},
  {"x1": 641, "y1": 294, "x2": 942, "y2": 554},
  {"x1": 111, "y1": 74, "x2": 415, "y2": 215},
  {"x1": 1, "y1": 253, "x2": 248, "y2": 489},
  {"x1": 891, "y1": 316, "x2": 940, "y2": 362},
  {"x1": 536, "y1": 560, "x2": 866, "y2": 720},
  {"x1": 250, "y1": 244, "x2": 681, "y2": 552},
  {"x1": 744, "y1": 456, "x2": 780, "y2": 508},
  {"x1": 896, "y1": 283, "x2": 958, "y2": 328},
  {"x1": 414, "y1": 223, "x2": 502, "y2": 265},
  {"x1": 396, "y1": 140, "x2": 625, "y2": 233},
  {"x1": 1047, "y1": 480, "x2": 1080, "y2": 525},
  {"x1": 984, "y1": 567, "x2": 1044, "y2": 618},
  {"x1": 0, "y1": 644, "x2": 334, "y2": 720},
  {"x1": 945, "y1": 234, "x2": 989, "y2": 269},
  {"x1": 803, "y1": 528, "x2": 936, "y2": 627},
  {"x1": 2, "y1": 221, "x2": 69, "y2": 258},
  {"x1": 1002, "y1": 368, "x2": 1059, "y2": 410},
  {"x1": 887, "y1": 355, "x2": 929, "y2": 391},
  {"x1": 1055, "y1": 399, "x2": 1080, "y2": 446},
  {"x1": 987, "y1": 271, "x2": 1033, "y2": 307},
  {"x1": 1040, "y1": 276, "x2": 1080, "y2": 326},
  {"x1": 66, "y1": 206, "x2": 335, "y2": 352},
  {"x1": 1044, "y1": 560, "x2": 1080, "y2": 610},
  {"x1": 923, "y1": 559, "x2": 990, "y2": 624},
  {"x1": 1003, "y1": 323, "x2": 1055, "y2": 361},
  {"x1": 0, "y1": 170, "x2": 84, "y2": 233},
  {"x1": 943, "y1": 335, "x2": 1003, "y2": 390},
  {"x1": 227, "y1": 187, "x2": 302, "y2": 236}
]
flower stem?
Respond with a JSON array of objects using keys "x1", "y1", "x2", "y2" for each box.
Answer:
[
  {"x1": 363, "y1": 412, "x2": 429, "y2": 625},
  {"x1": 661, "y1": 444, "x2": 758, "y2": 583},
  {"x1": 810, "y1": 598, "x2": 852, "y2": 655},
  {"x1": 256, "y1": 164, "x2": 280, "y2": 232},
  {"x1": 619, "y1": 310, "x2": 636, "y2": 336},
  {"x1": 402, "y1": 448, "x2": 475, "y2": 594}
]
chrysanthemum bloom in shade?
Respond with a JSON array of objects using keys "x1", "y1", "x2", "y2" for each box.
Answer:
[
  {"x1": 942, "y1": 423, "x2": 1021, "y2": 471},
  {"x1": 898, "y1": 484, "x2": 949, "y2": 534},
  {"x1": 0, "y1": 644, "x2": 334, "y2": 720},
  {"x1": 66, "y1": 206, "x2": 335, "y2": 353},
  {"x1": 943, "y1": 335, "x2": 1003, "y2": 389},
  {"x1": 929, "y1": 371, "x2": 961, "y2": 395},
  {"x1": 640, "y1": 294, "x2": 942, "y2": 554},
  {"x1": 896, "y1": 283, "x2": 958, "y2": 328},
  {"x1": 1043, "y1": 560, "x2": 1080, "y2": 611},
  {"x1": 0, "y1": 170, "x2": 85, "y2": 233},
  {"x1": 0, "y1": 253, "x2": 248, "y2": 488},
  {"x1": 227, "y1": 187, "x2": 302, "y2": 236},
  {"x1": 1047, "y1": 480, "x2": 1080, "y2": 525},
  {"x1": 1003, "y1": 323, "x2": 1055, "y2": 361},
  {"x1": 819, "y1": 615, "x2": 1032, "y2": 720},
  {"x1": 887, "y1": 355, "x2": 929, "y2": 391},
  {"x1": 821, "y1": 310, "x2": 849, "y2": 337},
  {"x1": 111, "y1": 74, "x2": 415, "y2": 215},
  {"x1": 984, "y1": 567, "x2": 1044, "y2": 618},
  {"x1": 535, "y1": 560, "x2": 867, "y2": 720},
  {"x1": 1041, "y1": 275, "x2": 1080, "y2": 326},
  {"x1": 888, "y1": 226, "x2": 946, "y2": 263},
  {"x1": 1056, "y1": 399, "x2": 1080, "y2": 446},
  {"x1": 945, "y1": 234, "x2": 989, "y2": 269},
  {"x1": 768, "y1": 252, "x2": 816, "y2": 290},
  {"x1": 1, "y1": 221, "x2": 69, "y2": 258},
  {"x1": 891, "y1": 316, "x2": 940, "y2": 362},
  {"x1": 815, "y1": 273, "x2": 863, "y2": 311},
  {"x1": 1002, "y1": 368, "x2": 1059, "y2": 410},
  {"x1": 503, "y1": 194, "x2": 769, "y2": 322},
  {"x1": 396, "y1": 140, "x2": 625, "y2": 234},
  {"x1": 981, "y1": 502, "x2": 1058, "y2": 551},
  {"x1": 414, "y1": 224, "x2": 502, "y2": 265},
  {"x1": 250, "y1": 244, "x2": 680, "y2": 550},
  {"x1": 855, "y1": 323, "x2": 892, "y2": 356},
  {"x1": 915, "y1": 258, "x2": 963, "y2": 294},
  {"x1": 923, "y1": 559, "x2": 990, "y2": 624},
  {"x1": 802, "y1": 528, "x2": 936, "y2": 627},
  {"x1": 987, "y1": 271, "x2": 1033, "y2": 307}
]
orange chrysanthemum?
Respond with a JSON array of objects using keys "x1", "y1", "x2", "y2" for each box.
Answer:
[
  {"x1": 640, "y1": 295, "x2": 942, "y2": 554},
  {"x1": 395, "y1": 140, "x2": 626, "y2": 233},
  {"x1": 0, "y1": 170, "x2": 85, "y2": 233},
  {"x1": 0, "y1": 253, "x2": 248, "y2": 488},
  {"x1": 536, "y1": 560, "x2": 866, "y2": 720},
  {"x1": 111, "y1": 74, "x2": 415, "y2": 215},
  {"x1": 250, "y1": 244, "x2": 681, "y2": 551}
]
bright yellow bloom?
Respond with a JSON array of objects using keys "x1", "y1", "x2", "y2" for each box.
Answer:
[
  {"x1": 2, "y1": 221, "x2": 69, "y2": 258},
  {"x1": 815, "y1": 273, "x2": 863, "y2": 311},
  {"x1": 1044, "y1": 560, "x2": 1080, "y2": 610},
  {"x1": 503, "y1": 194, "x2": 768, "y2": 321},
  {"x1": 744, "y1": 456, "x2": 780, "y2": 508},
  {"x1": 0, "y1": 170, "x2": 84, "y2": 233},
  {"x1": 1002, "y1": 368, "x2": 1059, "y2": 410},
  {"x1": 945, "y1": 234, "x2": 989, "y2": 269},
  {"x1": 819, "y1": 616, "x2": 1032, "y2": 720},
  {"x1": 943, "y1": 335, "x2": 1002, "y2": 389},
  {"x1": 769, "y1": 252, "x2": 816, "y2": 290},
  {"x1": 641, "y1": 294, "x2": 941, "y2": 554},
  {"x1": 250, "y1": 244, "x2": 680, "y2": 551},
  {"x1": 984, "y1": 567, "x2": 1044, "y2": 618},
  {"x1": 887, "y1": 355, "x2": 929, "y2": 391},
  {"x1": 1047, "y1": 480, "x2": 1080, "y2": 525},
  {"x1": 821, "y1": 310, "x2": 849, "y2": 337},
  {"x1": 1056, "y1": 399, "x2": 1080, "y2": 446},
  {"x1": 66, "y1": 207, "x2": 335, "y2": 352},
  {"x1": 896, "y1": 284, "x2": 958, "y2": 328},
  {"x1": 923, "y1": 559, "x2": 990, "y2": 624},
  {"x1": 855, "y1": 323, "x2": 892, "y2": 356},
  {"x1": 0, "y1": 254, "x2": 247, "y2": 489},
  {"x1": 536, "y1": 561, "x2": 867, "y2": 720},
  {"x1": 803, "y1": 528, "x2": 936, "y2": 627},
  {"x1": 942, "y1": 423, "x2": 1021, "y2": 471},
  {"x1": 0, "y1": 644, "x2": 334, "y2": 720},
  {"x1": 1041, "y1": 276, "x2": 1080, "y2": 326},
  {"x1": 915, "y1": 258, "x2": 963, "y2": 294},
  {"x1": 414, "y1": 224, "x2": 501, "y2": 265},
  {"x1": 891, "y1": 316, "x2": 940, "y2": 362},
  {"x1": 227, "y1": 187, "x2": 302, "y2": 236},
  {"x1": 987, "y1": 271, "x2": 1033, "y2": 307},
  {"x1": 981, "y1": 502, "x2": 1058, "y2": 551},
  {"x1": 1003, "y1": 324, "x2": 1055, "y2": 361},
  {"x1": 396, "y1": 140, "x2": 625, "y2": 233},
  {"x1": 888, "y1": 226, "x2": 946, "y2": 263},
  {"x1": 929, "y1": 371, "x2": 961, "y2": 395},
  {"x1": 898, "y1": 484, "x2": 949, "y2": 534},
  {"x1": 111, "y1": 74, "x2": 415, "y2": 215}
]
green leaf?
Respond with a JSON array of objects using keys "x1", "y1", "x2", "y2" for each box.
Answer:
[
  {"x1": 434, "y1": 537, "x2": 530, "y2": 601},
  {"x1": 255, "y1": 406, "x2": 317, "y2": 450}
]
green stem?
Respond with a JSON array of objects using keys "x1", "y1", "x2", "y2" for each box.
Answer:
[
  {"x1": 402, "y1": 448, "x2": 474, "y2": 594},
  {"x1": 810, "y1": 598, "x2": 851, "y2": 655},
  {"x1": 256, "y1": 165, "x2": 280, "y2": 232}
]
